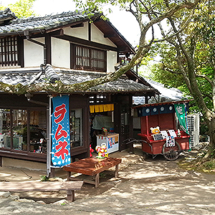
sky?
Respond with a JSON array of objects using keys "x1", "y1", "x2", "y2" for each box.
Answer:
[{"x1": 0, "y1": 0, "x2": 140, "y2": 46}]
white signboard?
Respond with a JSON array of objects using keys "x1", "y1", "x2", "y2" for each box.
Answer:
[{"x1": 168, "y1": 130, "x2": 177, "y2": 138}]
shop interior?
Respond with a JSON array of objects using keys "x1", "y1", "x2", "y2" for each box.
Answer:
[
  {"x1": 89, "y1": 103, "x2": 119, "y2": 153},
  {"x1": 0, "y1": 109, "x2": 47, "y2": 154}
]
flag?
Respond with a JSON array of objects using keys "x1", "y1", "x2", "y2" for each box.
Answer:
[{"x1": 51, "y1": 95, "x2": 71, "y2": 167}]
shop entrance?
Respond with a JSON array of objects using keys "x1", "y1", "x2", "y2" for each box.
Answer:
[{"x1": 89, "y1": 103, "x2": 115, "y2": 151}]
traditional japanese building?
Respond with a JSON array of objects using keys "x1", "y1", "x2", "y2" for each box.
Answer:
[{"x1": 0, "y1": 8, "x2": 158, "y2": 174}]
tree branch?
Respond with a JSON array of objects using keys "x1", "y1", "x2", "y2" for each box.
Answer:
[
  {"x1": 165, "y1": 68, "x2": 183, "y2": 75},
  {"x1": 196, "y1": 74, "x2": 214, "y2": 87},
  {"x1": 154, "y1": 10, "x2": 194, "y2": 43}
]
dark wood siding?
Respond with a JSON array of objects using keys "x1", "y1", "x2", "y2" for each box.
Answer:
[
  {"x1": 17, "y1": 36, "x2": 24, "y2": 67},
  {"x1": 113, "y1": 94, "x2": 133, "y2": 151},
  {"x1": 45, "y1": 34, "x2": 51, "y2": 64},
  {"x1": 69, "y1": 95, "x2": 90, "y2": 159}
]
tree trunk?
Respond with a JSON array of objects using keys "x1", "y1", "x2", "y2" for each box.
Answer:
[{"x1": 204, "y1": 116, "x2": 215, "y2": 158}]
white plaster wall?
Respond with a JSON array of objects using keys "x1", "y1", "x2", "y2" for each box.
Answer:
[
  {"x1": 23, "y1": 23, "x2": 117, "y2": 70},
  {"x1": 51, "y1": 37, "x2": 70, "y2": 69},
  {"x1": 91, "y1": 23, "x2": 117, "y2": 47},
  {"x1": 64, "y1": 22, "x2": 88, "y2": 40},
  {"x1": 24, "y1": 37, "x2": 44, "y2": 67},
  {"x1": 107, "y1": 50, "x2": 117, "y2": 73}
]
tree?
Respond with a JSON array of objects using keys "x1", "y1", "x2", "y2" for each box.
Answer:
[
  {"x1": 0, "y1": 0, "x2": 200, "y2": 94},
  {"x1": 0, "y1": 0, "x2": 36, "y2": 18},
  {"x1": 72, "y1": 0, "x2": 200, "y2": 91},
  {"x1": 149, "y1": 0, "x2": 215, "y2": 156},
  {"x1": 1, "y1": 1, "x2": 207, "y2": 148}
]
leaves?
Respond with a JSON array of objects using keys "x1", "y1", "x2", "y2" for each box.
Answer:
[
  {"x1": 149, "y1": 0, "x2": 215, "y2": 139},
  {"x1": 0, "y1": 0, "x2": 36, "y2": 18}
]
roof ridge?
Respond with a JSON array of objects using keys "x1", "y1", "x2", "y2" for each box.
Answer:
[
  {"x1": 0, "y1": 8, "x2": 17, "y2": 25},
  {"x1": 11, "y1": 10, "x2": 101, "y2": 25}
]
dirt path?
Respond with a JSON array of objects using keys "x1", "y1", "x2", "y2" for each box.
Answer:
[{"x1": 1, "y1": 148, "x2": 215, "y2": 214}]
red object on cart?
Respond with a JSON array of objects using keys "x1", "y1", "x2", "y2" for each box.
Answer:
[{"x1": 134, "y1": 100, "x2": 190, "y2": 160}]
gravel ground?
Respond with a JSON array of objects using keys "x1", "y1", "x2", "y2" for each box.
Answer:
[{"x1": 0, "y1": 147, "x2": 215, "y2": 215}]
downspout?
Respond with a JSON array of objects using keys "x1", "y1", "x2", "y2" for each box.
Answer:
[
  {"x1": 24, "y1": 30, "x2": 46, "y2": 65},
  {"x1": 47, "y1": 95, "x2": 52, "y2": 177}
]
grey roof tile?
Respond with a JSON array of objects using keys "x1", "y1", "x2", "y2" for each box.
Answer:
[
  {"x1": 0, "y1": 67, "x2": 155, "y2": 94},
  {"x1": 0, "y1": 10, "x2": 101, "y2": 35},
  {"x1": 133, "y1": 78, "x2": 186, "y2": 105},
  {"x1": 0, "y1": 9, "x2": 135, "y2": 53},
  {"x1": 0, "y1": 8, "x2": 17, "y2": 25}
]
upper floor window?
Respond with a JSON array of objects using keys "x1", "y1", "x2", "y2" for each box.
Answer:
[
  {"x1": 0, "y1": 36, "x2": 18, "y2": 67},
  {"x1": 71, "y1": 45, "x2": 106, "y2": 72}
]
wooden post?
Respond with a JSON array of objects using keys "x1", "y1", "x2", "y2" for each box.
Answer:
[
  {"x1": 95, "y1": 173, "x2": 99, "y2": 188},
  {"x1": 67, "y1": 171, "x2": 71, "y2": 181},
  {"x1": 0, "y1": 156, "x2": 2, "y2": 167},
  {"x1": 115, "y1": 164, "x2": 119, "y2": 178},
  {"x1": 49, "y1": 168, "x2": 55, "y2": 178},
  {"x1": 146, "y1": 116, "x2": 149, "y2": 136},
  {"x1": 67, "y1": 190, "x2": 75, "y2": 202}
]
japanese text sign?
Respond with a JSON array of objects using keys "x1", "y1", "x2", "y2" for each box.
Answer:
[{"x1": 52, "y1": 95, "x2": 71, "y2": 167}]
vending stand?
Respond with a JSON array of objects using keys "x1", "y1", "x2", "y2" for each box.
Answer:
[
  {"x1": 96, "y1": 133, "x2": 119, "y2": 154},
  {"x1": 133, "y1": 100, "x2": 190, "y2": 160}
]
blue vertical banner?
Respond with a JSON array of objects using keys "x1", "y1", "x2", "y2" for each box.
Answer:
[{"x1": 51, "y1": 95, "x2": 71, "y2": 167}]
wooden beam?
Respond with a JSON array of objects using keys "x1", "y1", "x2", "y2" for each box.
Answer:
[
  {"x1": 70, "y1": 43, "x2": 75, "y2": 69},
  {"x1": 104, "y1": 33, "x2": 116, "y2": 38},
  {"x1": 45, "y1": 34, "x2": 51, "y2": 64},
  {"x1": 47, "y1": 29, "x2": 64, "y2": 36},
  {"x1": 88, "y1": 22, "x2": 91, "y2": 41},
  {"x1": 70, "y1": 23, "x2": 84, "y2": 28},
  {"x1": 54, "y1": 34, "x2": 118, "y2": 52}
]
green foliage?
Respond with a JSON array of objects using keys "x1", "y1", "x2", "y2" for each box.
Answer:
[
  {"x1": 147, "y1": 1, "x2": 215, "y2": 139},
  {"x1": 99, "y1": 172, "x2": 107, "y2": 178},
  {"x1": 40, "y1": 175, "x2": 49, "y2": 181},
  {"x1": 203, "y1": 160, "x2": 215, "y2": 170},
  {"x1": 210, "y1": 148, "x2": 215, "y2": 157},
  {"x1": 0, "y1": 0, "x2": 36, "y2": 18}
]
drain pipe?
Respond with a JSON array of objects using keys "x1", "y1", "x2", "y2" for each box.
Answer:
[
  {"x1": 24, "y1": 30, "x2": 46, "y2": 65},
  {"x1": 47, "y1": 95, "x2": 52, "y2": 177}
]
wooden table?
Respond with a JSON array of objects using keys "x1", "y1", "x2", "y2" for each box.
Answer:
[{"x1": 63, "y1": 157, "x2": 121, "y2": 187}]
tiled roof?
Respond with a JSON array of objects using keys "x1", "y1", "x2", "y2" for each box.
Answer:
[
  {"x1": 145, "y1": 78, "x2": 185, "y2": 101},
  {"x1": 133, "y1": 78, "x2": 186, "y2": 105},
  {"x1": 0, "y1": 10, "x2": 101, "y2": 34},
  {"x1": 0, "y1": 66, "x2": 156, "y2": 94},
  {"x1": 0, "y1": 8, "x2": 17, "y2": 25},
  {"x1": 0, "y1": 8, "x2": 135, "y2": 53}
]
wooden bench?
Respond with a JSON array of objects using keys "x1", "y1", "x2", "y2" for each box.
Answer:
[
  {"x1": 63, "y1": 157, "x2": 121, "y2": 187},
  {"x1": 0, "y1": 181, "x2": 83, "y2": 202}
]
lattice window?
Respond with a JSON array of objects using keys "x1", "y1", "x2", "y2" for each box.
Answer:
[
  {"x1": 0, "y1": 37, "x2": 18, "y2": 67},
  {"x1": 75, "y1": 45, "x2": 106, "y2": 72}
]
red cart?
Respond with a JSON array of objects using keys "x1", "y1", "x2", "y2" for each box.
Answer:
[{"x1": 134, "y1": 101, "x2": 190, "y2": 161}]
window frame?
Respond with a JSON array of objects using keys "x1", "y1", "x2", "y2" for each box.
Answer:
[
  {"x1": 0, "y1": 36, "x2": 19, "y2": 67},
  {"x1": 0, "y1": 108, "x2": 47, "y2": 154},
  {"x1": 71, "y1": 44, "x2": 107, "y2": 72},
  {"x1": 70, "y1": 109, "x2": 83, "y2": 148}
]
